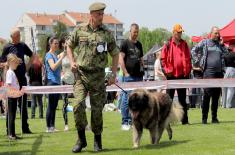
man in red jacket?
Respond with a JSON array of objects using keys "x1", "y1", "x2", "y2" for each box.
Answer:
[{"x1": 161, "y1": 24, "x2": 192, "y2": 124}]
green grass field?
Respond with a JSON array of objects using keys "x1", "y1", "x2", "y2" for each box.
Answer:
[{"x1": 1, "y1": 101, "x2": 235, "y2": 155}]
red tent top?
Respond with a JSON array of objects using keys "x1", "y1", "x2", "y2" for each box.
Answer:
[
  {"x1": 191, "y1": 36, "x2": 206, "y2": 43},
  {"x1": 192, "y1": 19, "x2": 235, "y2": 44},
  {"x1": 220, "y1": 19, "x2": 235, "y2": 43}
]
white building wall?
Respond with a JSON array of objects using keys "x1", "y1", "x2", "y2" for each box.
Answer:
[
  {"x1": 16, "y1": 12, "x2": 124, "y2": 51},
  {"x1": 16, "y1": 14, "x2": 37, "y2": 51}
]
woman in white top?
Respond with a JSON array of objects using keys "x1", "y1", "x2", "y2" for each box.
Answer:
[
  {"x1": 60, "y1": 37, "x2": 74, "y2": 131},
  {"x1": 154, "y1": 52, "x2": 166, "y2": 81}
]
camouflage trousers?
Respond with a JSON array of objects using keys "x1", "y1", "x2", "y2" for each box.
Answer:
[{"x1": 73, "y1": 69, "x2": 106, "y2": 135}]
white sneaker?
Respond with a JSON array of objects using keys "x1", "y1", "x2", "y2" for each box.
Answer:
[
  {"x1": 51, "y1": 127, "x2": 59, "y2": 132},
  {"x1": 64, "y1": 125, "x2": 69, "y2": 131},
  {"x1": 121, "y1": 124, "x2": 131, "y2": 131},
  {"x1": 46, "y1": 127, "x2": 53, "y2": 133}
]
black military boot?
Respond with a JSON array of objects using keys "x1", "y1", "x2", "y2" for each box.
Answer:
[
  {"x1": 94, "y1": 135, "x2": 102, "y2": 152},
  {"x1": 72, "y1": 129, "x2": 87, "y2": 153}
]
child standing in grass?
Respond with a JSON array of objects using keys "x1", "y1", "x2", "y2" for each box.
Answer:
[{"x1": 5, "y1": 53, "x2": 23, "y2": 140}]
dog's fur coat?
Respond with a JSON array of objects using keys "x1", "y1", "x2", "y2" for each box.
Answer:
[{"x1": 128, "y1": 89, "x2": 184, "y2": 148}]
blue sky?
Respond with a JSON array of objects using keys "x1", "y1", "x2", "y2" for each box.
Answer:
[{"x1": 0, "y1": 0, "x2": 234, "y2": 39}]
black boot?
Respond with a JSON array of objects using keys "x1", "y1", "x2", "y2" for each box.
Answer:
[
  {"x1": 212, "y1": 112, "x2": 219, "y2": 123},
  {"x1": 202, "y1": 113, "x2": 208, "y2": 124},
  {"x1": 212, "y1": 115, "x2": 219, "y2": 123},
  {"x1": 182, "y1": 108, "x2": 189, "y2": 125},
  {"x1": 72, "y1": 129, "x2": 87, "y2": 153},
  {"x1": 94, "y1": 135, "x2": 102, "y2": 152}
]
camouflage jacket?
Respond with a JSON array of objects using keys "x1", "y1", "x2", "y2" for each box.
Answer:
[
  {"x1": 191, "y1": 39, "x2": 228, "y2": 72},
  {"x1": 67, "y1": 23, "x2": 119, "y2": 71}
]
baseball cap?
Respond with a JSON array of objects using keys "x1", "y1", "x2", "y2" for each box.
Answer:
[{"x1": 173, "y1": 24, "x2": 184, "y2": 33}]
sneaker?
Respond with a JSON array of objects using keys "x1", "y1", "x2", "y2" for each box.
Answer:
[
  {"x1": 46, "y1": 127, "x2": 53, "y2": 133},
  {"x1": 64, "y1": 125, "x2": 69, "y2": 131},
  {"x1": 8, "y1": 135, "x2": 16, "y2": 140},
  {"x1": 8, "y1": 135, "x2": 21, "y2": 140},
  {"x1": 51, "y1": 127, "x2": 59, "y2": 132},
  {"x1": 121, "y1": 124, "x2": 131, "y2": 131}
]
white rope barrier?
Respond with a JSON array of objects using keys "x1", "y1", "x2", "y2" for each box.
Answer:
[{"x1": 1, "y1": 78, "x2": 235, "y2": 98}]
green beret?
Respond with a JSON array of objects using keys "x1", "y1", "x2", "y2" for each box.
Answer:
[{"x1": 89, "y1": 2, "x2": 106, "y2": 12}]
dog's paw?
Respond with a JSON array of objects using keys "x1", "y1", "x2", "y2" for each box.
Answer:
[{"x1": 133, "y1": 144, "x2": 139, "y2": 149}]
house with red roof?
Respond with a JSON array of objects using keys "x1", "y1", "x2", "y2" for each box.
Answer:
[{"x1": 16, "y1": 11, "x2": 124, "y2": 52}]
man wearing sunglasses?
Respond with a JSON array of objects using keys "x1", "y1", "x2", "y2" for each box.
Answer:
[{"x1": 161, "y1": 24, "x2": 192, "y2": 125}]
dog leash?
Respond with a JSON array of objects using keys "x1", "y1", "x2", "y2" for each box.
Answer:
[{"x1": 114, "y1": 83, "x2": 128, "y2": 94}]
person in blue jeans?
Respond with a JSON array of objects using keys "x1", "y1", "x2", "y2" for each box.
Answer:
[
  {"x1": 117, "y1": 69, "x2": 124, "y2": 111},
  {"x1": 119, "y1": 23, "x2": 144, "y2": 131},
  {"x1": 45, "y1": 36, "x2": 65, "y2": 132}
]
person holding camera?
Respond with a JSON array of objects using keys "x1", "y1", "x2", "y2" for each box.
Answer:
[{"x1": 119, "y1": 23, "x2": 144, "y2": 131}]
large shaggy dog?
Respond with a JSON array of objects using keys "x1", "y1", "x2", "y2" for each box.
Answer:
[{"x1": 128, "y1": 89, "x2": 184, "y2": 148}]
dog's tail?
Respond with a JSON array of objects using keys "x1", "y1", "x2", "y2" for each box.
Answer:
[{"x1": 168, "y1": 102, "x2": 184, "y2": 123}]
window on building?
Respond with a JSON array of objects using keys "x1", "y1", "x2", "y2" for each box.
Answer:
[{"x1": 41, "y1": 26, "x2": 45, "y2": 30}]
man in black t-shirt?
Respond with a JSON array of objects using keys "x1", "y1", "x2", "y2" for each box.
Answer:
[
  {"x1": 0, "y1": 27, "x2": 34, "y2": 134},
  {"x1": 119, "y1": 23, "x2": 144, "y2": 131}
]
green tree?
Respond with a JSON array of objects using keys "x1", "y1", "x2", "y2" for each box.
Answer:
[
  {"x1": 138, "y1": 27, "x2": 192, "y2": 54},
  {"x1": 182, "y1": 34, "x2": 193, "y2": 48},
  {"x1": 38, "y1": 34, "x2": 51, "y2": 59},
  {"x1": 0, "y1": 40, "x2": 8, "y2": 55},
  {"x1": 53, "y1": 21, "x2": 68, "y2": 39},
  {"x1": 138, "y1": 27, "x2": 172, "y2": 54},
  {"x1": 38, "y1": 21, "x2": 69, "y2": 59}
]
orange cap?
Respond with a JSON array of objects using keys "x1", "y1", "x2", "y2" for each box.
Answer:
[{"x1": 173, "y1": 24, "x2": 184, "y2": 33}]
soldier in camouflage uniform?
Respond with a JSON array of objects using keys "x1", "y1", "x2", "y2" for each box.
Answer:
[{"x1": 67, "y1": 2, "x2": 119, "y2": 153}]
